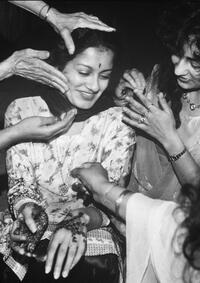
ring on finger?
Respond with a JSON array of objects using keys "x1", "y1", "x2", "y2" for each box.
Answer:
[{"x1": 138, "y1": 116, "x2": 146, "y2": 124}]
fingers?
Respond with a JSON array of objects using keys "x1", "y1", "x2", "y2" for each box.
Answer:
[
  {"x1": 76, "y1": 12, "x2": 115, "y2": 31},
  {"x1": 158, "y1": 93, "x2": 171, "y2": 113},
  {"x1": 23, "y1": 207, "x2": 37, "y2": 234},
  {"x1": 34, "y1": 60, "x2": 69, "y2": 93},
  {"x1": 61, "y1": 240, "x2": 78, "y2": 278},
  {"x1": 25, "y1": 49, "x2": 50, "y2": 60},
  {"x1": 68, "y1": 232, "x2": 86, "y2": 273},
  {"x1": 122, "y1": 109, "x2": 147, "y2": 130},
  {"x1": 16, "y1": 58, "x2": 69, "y2": 94},
  {"x1": 10, "y1": 220, "x2": 27, "y2": 242},
  {"x1": 60, "y1": 29, "x2": 75, "y2": 55},
  {"x1": 53, "y1": 237, "x2": 71, "y2": 279},
  {"x1": 123, "y1": 69, "x2": 146, "y2": 93},
  {"x1": 45, "y1": 228, "x2": 85, "y2": 280},
  {"x1": 125, "y1": 95, "x2": 149, "y2": 116},
  {"x1": 45, "y1": 109, "x2": 77, "y2": 137},
  {"x1": 45, "y1": 232, "x2": 64, "y2": 276},
  {"x1": 39, "y1": 116, "x2": 59, "y2": 126}
]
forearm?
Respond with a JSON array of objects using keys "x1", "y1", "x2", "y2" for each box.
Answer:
[
  {"x1": 0, "y1": 126, "x2": 18, "y2": 150},
  {"x1": 164, "y1": 132, "x2": 200, "y2": 187},
  {"x1": 93, "y1": 182, "x2": 133, "y2": 221},
  {"x1": 9, "y1": 1, "x2": 59, "y2": 29},
  {"x1": 9, "y1": 1, "x2": 48, "y2": 17},
  {"x1": 0, "y1": 56, "x2": 14, "y2": 81}
]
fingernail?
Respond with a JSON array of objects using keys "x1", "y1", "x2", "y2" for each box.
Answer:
[
  {"x1": 45, "y1": 266, "x2": 50, "y2": 274},
  {"x1": 45, "y1": 51, "x2": 50, "y2": 57},
  {"x1": 125, "y1": 96, "x2": 130, "y2": 101},
  {"x1": 72, "y1": 108, "x2": 77, "y2": 115},
  {"x1": 62, "y1": 271, "x2": 68, "y2": 278},
  {"x1": 54, "y1": 272, "x2": 59, "y2": 279}
]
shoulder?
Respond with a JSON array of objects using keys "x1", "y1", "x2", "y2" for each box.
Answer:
[
  {"x1": 96, "y1": 106, "x2": 127, "y2": 127},
  {"x1": 5, "y1": 96, "x2": 51, "y2": 126}
]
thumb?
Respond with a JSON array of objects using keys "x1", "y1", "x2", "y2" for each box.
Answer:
[
  {"x1": 39, "y1": 116, "x2": 58, "y2": 126},
  {"x1": 58, "y1": 108, "x2": 77, "y2": 130},
  {"x1": 23, "y1": 209, "x2": 37, "y2": 234},
  {"x1": 158, "y1": 93, "x2": 170, "y2": 112},
  {"x1": 70, "y1": 167, "x2": 82, "y2": 178},
  {"x1": 60, "y1": 29, "x2": 75, "y2": 55},
  {"x1": 27, "y1": 49, "x2": 50, "y2": 60}
]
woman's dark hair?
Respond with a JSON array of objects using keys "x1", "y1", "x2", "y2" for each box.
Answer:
[
  {"x1": 48, "y1": 28, "x2": 120, "y2": 72},
  {"x1": 41, "y1": 28, "x2": 121, "y2": 118},
  {"x1": 156, "y1": 3, "x2": 200, "y2": 128},
  {"x1": 177, "y1": 184, "x2": 200, "y2": 282}
]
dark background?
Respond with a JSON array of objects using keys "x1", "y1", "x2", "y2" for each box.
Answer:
[
  {"x1": 0, "y1": 0, "x2": 185, "y2": 75},
  {"x1": 0, "y1": 0, "x2": 198, "y2": 200}
]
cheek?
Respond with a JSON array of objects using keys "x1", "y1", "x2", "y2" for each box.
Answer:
[
  {"x1": 99, "y1": 80, "x2": 109, "y2": 93},
  {"x1": 65, "y1": 72, "x2": 82, "y2": 89}
]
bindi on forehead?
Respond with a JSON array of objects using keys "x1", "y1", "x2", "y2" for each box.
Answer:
[{"x1": 98, "y1": 63, "x2": 102, "y2": 69}]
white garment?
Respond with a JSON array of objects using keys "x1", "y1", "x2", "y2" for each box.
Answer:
[{"x1": 126, "y1": 193, "x2": 198, "y2": 283}]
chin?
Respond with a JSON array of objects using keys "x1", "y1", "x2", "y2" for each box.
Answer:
[{"x1": 75, "y1": 101, "x2": 96, "y2": 110}]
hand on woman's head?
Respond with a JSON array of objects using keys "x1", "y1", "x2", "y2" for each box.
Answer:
[
  {"x1": 8, "y1": 49, "x2": 69, "y2": 93},
  {"x1": 47, "y1": 9, "x2": 116, "y2": 55}
]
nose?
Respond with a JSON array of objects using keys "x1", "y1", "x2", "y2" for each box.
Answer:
[
  {"x1": 86, "y1": 75, "x2": 100, "y2": 93},
  {"x1": 171, "y1": 55, "x2": 188, "y2": 77}
]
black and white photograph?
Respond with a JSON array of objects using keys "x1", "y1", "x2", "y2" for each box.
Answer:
[{"x1": 0, "y1": 1, "x2": 200, "y2": 283}]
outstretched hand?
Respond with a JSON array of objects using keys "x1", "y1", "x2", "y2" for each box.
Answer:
[
  {"x1": 13, "y1": 109, "x2": 77, "y2": 142},
  {"x1": 6, "y1": 49, "x2": 69, "y2": 93},
  {"x1": 48, "y1": 9, "x2": 116, "y2": 54}
]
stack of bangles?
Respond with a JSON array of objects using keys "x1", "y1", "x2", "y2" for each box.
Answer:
[{"x1": 103, "y1": 183, "x2": 133, "y2": 216}]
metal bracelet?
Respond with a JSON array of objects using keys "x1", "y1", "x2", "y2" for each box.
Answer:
[
  {"x1": 115, "y1": 190, "x2": 132, "y2": 216},
  {"x1": 169, "y1": 147, "x2": 187, "y2": 162}
]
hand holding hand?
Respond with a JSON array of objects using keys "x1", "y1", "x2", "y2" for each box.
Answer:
[
  {"x1": 7, "y1": 49, "x2": 69, "y2": 93},
  {"x1": 71, "y1": 162, "x2": 110, "y2": 203}
]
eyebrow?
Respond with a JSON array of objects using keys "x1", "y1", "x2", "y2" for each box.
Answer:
[{"x1": 77, "y1": 64, "x2": 113, "y2": 72}]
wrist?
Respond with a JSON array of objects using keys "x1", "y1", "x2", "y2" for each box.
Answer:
[
  {"x1": 0, "y1": 56, "x2": 14, "y2": 80},
  {"x1": 45, "y1": 7, "x2": 59, "y2": 28},
  {"x1": 9, "y1": 122, "x2": 25, "y2": 144},
  {"x1": 162, "y1": 132, "x2": 185, "y2": 154}
]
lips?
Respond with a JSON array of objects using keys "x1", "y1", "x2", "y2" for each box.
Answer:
[
  {"x1": 79, "y1": 90, "x2": 96, "y2": 101},
  {"x1": 177, "y1": 77, "x2": 189, "y2": 83}
]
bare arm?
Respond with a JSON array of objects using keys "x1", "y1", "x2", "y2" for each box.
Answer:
[
  {"x1": 71, "y1": 163, "x2": 133, "y2": 221},
  {"x1": 123, "y1": 90, "x2": 200, "y2": 189},
  {"x1": 9, "y1": 1, "x2": 115, "y2": 54}
]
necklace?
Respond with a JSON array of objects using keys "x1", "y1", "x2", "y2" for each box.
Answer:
[{"x1": 183, "y1": 93, "x2": 200, "y2": 111}]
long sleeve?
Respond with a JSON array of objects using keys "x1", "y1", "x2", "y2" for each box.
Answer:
[
  {"x1": 100, "y1": 107, "x2": 135, "y2": 187},
  {"x1": 5, "y1": 99, "x2": 46, "y2": 217}
]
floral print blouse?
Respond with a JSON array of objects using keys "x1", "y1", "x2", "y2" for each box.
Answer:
[{"x1": 1, "y1": 96, "x2": 135, "y2": 280}]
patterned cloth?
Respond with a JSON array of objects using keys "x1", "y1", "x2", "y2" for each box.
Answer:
[{"x1": 0, "y1": 96, "x2": 135, "y2": 280}]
